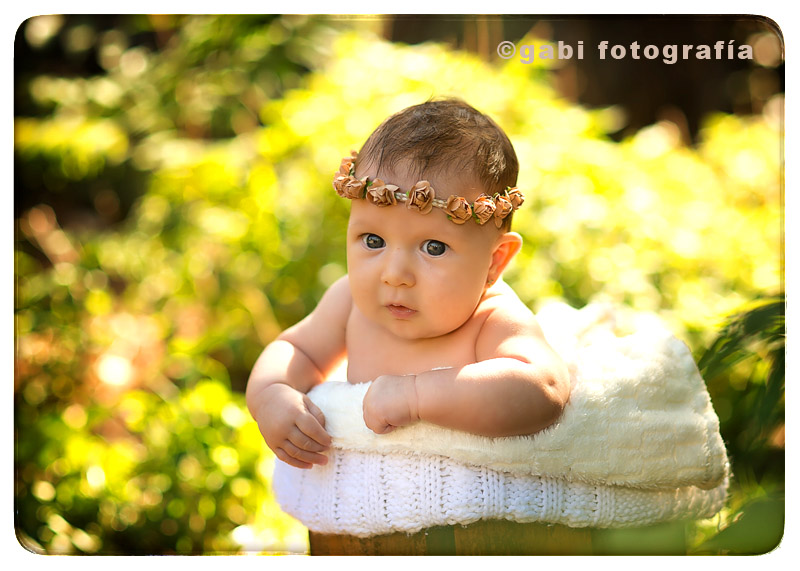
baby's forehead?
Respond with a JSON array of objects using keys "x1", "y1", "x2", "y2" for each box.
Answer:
[
  {"x1": 359, "y1": 160, "x2": 487, "y2": 202},
  {"x1": 348, "y1": 198, "x2": 496, "y2": 242}
]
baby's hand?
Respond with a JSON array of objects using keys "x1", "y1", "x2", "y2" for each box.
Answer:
[
  {"x1": 254, "y1": 383, "x2": 331, "y2": 469},
  {"x1": 362, "y1": 375, "x2": 419, "y2": 434}
]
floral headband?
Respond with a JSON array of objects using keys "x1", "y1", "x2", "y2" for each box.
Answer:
[{"x1": 332, "y1": 151, "x2": 524, "y2": 228}]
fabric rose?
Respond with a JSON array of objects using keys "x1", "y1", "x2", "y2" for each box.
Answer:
[
  {"x1": 493, "y1": 194, "x2": 513, "y2": 228},
  {"x1": 472, "y1": 194, "x2": 496, "y2": 225},
  {"x1": 338, "y1": 176, "x2": 368, "y2": 200},
  {"x1": 338, "y1": 151, "x2": 358, "y2": 175},
  {"x1": 333, "y1": 173, "x2": 350, "y2": 196},
  {"x1": 406, "y1": 181, "x2": 435, "y2": 214},
  {"x1": 366, "y1": 178, "x2": 399, "y2": 207},
  {"x1": 338, "y1": 159, "x2": 353, "y2": 177},
  {"x1": 445, "y1": 195, "x2": 473, "y2": 224},
  {"x1": 506, "y1": 187, "x2": 525, "y2": 209}
]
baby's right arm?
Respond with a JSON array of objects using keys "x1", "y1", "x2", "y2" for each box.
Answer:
[{"x1": 246, "y1": 276, "x2": 351, "y2": 469}]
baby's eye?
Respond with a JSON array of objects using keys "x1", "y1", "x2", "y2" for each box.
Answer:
[
  {"x1": 362, "y1": 233, "x2": 385, "y2": 249},
  {"x1": 423, "y1": 240, "x2": 448, "y2": 257}
]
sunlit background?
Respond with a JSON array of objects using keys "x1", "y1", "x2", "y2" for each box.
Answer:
[{"x1": 14, "y1": 15, "x2": 784, "y2": 555}]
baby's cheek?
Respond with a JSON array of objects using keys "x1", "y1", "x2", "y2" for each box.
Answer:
[
  {"x1": 349, "y1": 283, "x2": 376, "y2": 316},
  {"x1": 440, "y1": 294, "x2": 480, "y2": 326}
]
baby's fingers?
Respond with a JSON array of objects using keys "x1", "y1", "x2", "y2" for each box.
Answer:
[
  {"x1": 274, "y1": 444, "x2": 324, "y2": 470},
  {"x1": 287, "y1": 425, "x2": 329, "y2": 455},
  {"x1": 363, "y1": 409, "x2": 394, "y2": 435},
  {"x1": 303, "y1": 396, "x2": 328, "y2": 430},
  {"x1": 297, "y1": 403, "x2": 332, "y2": 448},
  {"x1": 370, "y1": 421, "x2": 396, "y2": 435}
]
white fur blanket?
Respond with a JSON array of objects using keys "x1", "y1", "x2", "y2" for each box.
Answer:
[
  {"x1": 272, "y1": 302, "x2": 730, "y2": 534},
  {"x1": 305, "y1": 303, "x2": 728, "y2": 490}
]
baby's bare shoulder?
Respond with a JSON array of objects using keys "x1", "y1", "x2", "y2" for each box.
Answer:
[
  {"x1": 479, "y1": 282, "x2": 536, "y2": 324},
  {"x1": 475, "y1": 283, "x2": 550, "y2": 360},
  {"x1": 281, "y1": 275, "x2": 352, "y2": 341}
]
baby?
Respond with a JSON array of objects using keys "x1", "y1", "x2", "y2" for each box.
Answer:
[{"x1": 246, "y1": 99, "x2": 570, "y2": 470}]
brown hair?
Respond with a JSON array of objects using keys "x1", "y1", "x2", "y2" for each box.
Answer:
[{"x1": 356, "y1": 98, "x2": 519, "y2": 229}]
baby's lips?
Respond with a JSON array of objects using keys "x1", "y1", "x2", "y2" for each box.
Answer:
[{"x1": 386, "y1": 304, "x2": 417, "y2": 318}]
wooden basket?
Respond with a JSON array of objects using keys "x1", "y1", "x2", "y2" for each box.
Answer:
[{"x1": 308, "y1": 519, "x2": 688, "y2": 555}]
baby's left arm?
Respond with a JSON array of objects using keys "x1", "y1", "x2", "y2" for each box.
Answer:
[{"x1": 362, "y1": 303, "x2": 570, "y2": 437}]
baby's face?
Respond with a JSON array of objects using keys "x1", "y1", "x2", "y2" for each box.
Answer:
[{"x1": 346, "y1": 168, "x2": 502, "y2": 341}]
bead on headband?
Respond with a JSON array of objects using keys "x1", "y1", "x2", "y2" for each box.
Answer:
[{"x1": 332, "y1": 151, "x2": 524, "y2": 228}]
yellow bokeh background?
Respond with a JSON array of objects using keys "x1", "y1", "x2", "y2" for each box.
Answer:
[{"x1": 14, "y1": 16, "x2": 783, "y2": 554}]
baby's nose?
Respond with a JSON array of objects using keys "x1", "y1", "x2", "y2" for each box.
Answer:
[{"x1": 381, "y1": 249, "x2": 415, "y2": 287}]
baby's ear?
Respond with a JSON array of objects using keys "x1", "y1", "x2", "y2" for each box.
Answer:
[{"x1": 488, "y1": 232, "x2": 522, "y2": 282}]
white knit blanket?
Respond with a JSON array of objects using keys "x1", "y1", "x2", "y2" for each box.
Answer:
[{"x1": 272, "y1": 302, "x2": 730, "y2": 536}]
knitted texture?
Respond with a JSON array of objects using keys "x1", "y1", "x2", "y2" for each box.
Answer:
[
  {"x1": 271, "y1": 302, "x2": 730, "y2": 536},
  {"x1": 273, "y1": 449, "x2": 729, "y2": 537}
]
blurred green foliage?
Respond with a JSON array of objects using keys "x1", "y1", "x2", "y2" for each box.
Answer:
[
  {"x1": 14, "y1": 15, "x2": 783, "y2": 554},
  {"x1": 689, "y1": 295, "x2": 784, "y2": 555}
]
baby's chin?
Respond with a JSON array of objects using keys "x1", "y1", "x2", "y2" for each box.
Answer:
[{"x1": 379, "y1": 318, "x2": 465, "y2": 342}]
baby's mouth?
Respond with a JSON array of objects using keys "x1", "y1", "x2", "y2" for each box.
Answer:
[{"x1": 386, "y1": 304, "x2": 417, "y2": 319}]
